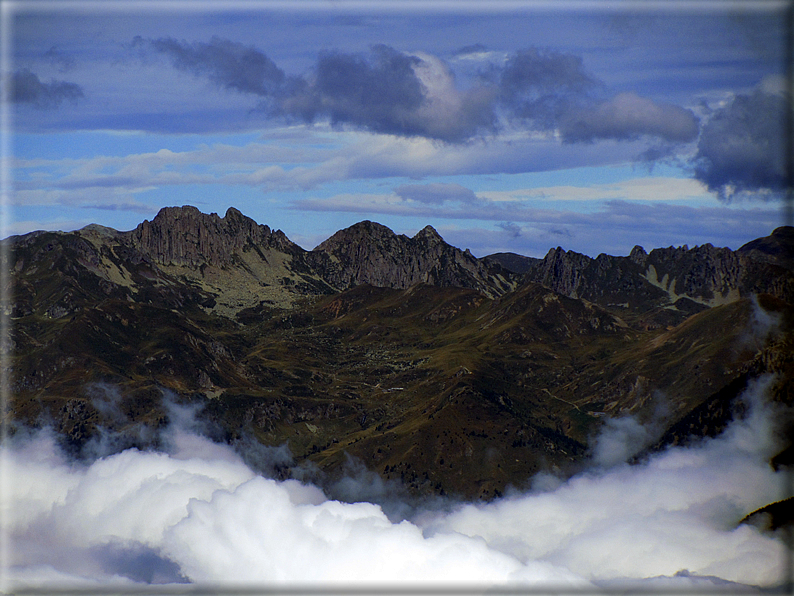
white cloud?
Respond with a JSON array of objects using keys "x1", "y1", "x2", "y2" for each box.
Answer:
[
  {"x1": 294, "y1": 175, "x2": 715, "y2": 217},
  {"x1": 9, "y1": 127, "x2": 661, "y2": 211},
  {"x1": 479, "y1": 176, "x2": 713, "y2": 204},
  {"x1": 431, "y1": 376, "x2": 788, "y2": 587},
  {"x1": 1, "y1": 429, "x2": 587, "y2": 590},
  {"x1": 589, "y1": 414, "x2": 660, "y2": 468},
  {"x1": 164, "y1": 476, "x2": 585, "y2": 585},
  {"x1": 1, "y1": 374, "x2": 789, "y2": 591}
]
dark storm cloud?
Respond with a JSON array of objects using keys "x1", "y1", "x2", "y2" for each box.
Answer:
[
  {"x1": 279, "y1": 44, "x2": 426, "y2": 134},
  {"x1": 693, "y1": 90, "x2": 790, "y2": 200},
  {"x1": 495, "y1": 50, "x2": 699, "y2": 145},
  {"x1": 497, "y1": 47, "x2": 598, "y2": 128},
  {"x1": 10, "y1": 69, "x2": 84, "y2": 108},
  {"x1": 134, "y1": 36, "x2": 700, "y2": 148},
  {"x1": 500, "y1": 48, "x2": 597, "y2": 97},
  {"x1": 560, "y1": 93, "x2": 700, "y2": 143},
  {"x1": 139, "y1": 35, "x2": 285, "y2": 96}
]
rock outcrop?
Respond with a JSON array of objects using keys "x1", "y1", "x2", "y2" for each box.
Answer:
[
  {"x1": 737, "y1": 225, "x2": 794, "y2": 271},
  {"x1": 309, "y1": 220, "x2": 516, "y2": 298},
  {"x1": 124, "y1": 206, "x2": 296, "y2": 268},
  {"x1": 516, "y1": 233, "x2": 794, "y2": 323}
]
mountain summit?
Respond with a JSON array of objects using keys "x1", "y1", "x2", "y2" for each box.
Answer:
[
  {"x1": 310, "y1": 220, "x2": 515, "y2": 298},
  {"x1": 129, "y1": 205, "x2": 294, "y2": 268}
]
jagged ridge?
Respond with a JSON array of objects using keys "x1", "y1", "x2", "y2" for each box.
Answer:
[
  {"x1": 7, "y1": 206, "x2": 794, "y2": 324},
  {"x1": 309, "y1": 220, "x2": 516, "y2": 298},
  {"x1": 490, "y1": 231, "x2": 794, "y2": 327},
  {"x1": 126, "y1": 205, "x2": 296, "y2": 268}
]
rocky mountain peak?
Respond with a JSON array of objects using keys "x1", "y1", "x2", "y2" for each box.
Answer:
[
  {"x1": 315, "y1": 221, "x2": 398, "y2": 252},
  {"x1": 515, "y1": 234, "x2": 794, "y2": 324},
  {"x1": 224, "y1": 206, "x2": 244, "y2": 219},
  {"x1": 124, "y1": 205, "x2": 281, "y2": 268},
  {"x1": 309, "y1": 220, "x2": 515, "y2": 297},
  {"x1": 533, "y1": 247, "x2": 591, "y2": 299},
  {"x1": 737, "y1": 225, "x2": 794, "y2": 271},
  {"x1": 629, "y1": 245, "x2": 648, "y2": 265},
  {"x1": 414, "y1": 225, "x2": 443, "y2": 243}
]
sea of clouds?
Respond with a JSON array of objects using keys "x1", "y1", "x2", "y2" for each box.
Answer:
[{"x1": 1, "y1": 372, "x2": 790, "y2": 593}]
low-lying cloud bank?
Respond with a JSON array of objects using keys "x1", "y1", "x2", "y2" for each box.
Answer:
[{"x1": 1, "y1": 376, "x2": 790, "y2": 591}]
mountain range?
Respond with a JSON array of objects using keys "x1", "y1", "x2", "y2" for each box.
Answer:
[{"x1": 5, "y1": 205, "x2": 793, "y2": 503}]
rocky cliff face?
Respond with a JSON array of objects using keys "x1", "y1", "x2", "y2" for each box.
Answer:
[
  {"x1": 518, "y1": 230, "x2": 794, "y2": 325},
  {"x1": 737, "y1": 225, "x2": 794, "y2": 271},
  {"x1": 124, "y1": 209, "x2": 518, "y2": 305},
  {"x1": 124, "y1": 206, "x2": 296, "y2": 268},
  {"x1": 309, "y1": 220, "x2": 516, "y2": 298}
]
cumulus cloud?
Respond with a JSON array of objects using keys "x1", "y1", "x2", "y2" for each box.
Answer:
[
  {"x1": 10, "y1": 69, "x2": 84, "y2": 108},
  {"x1": 431, "y1": 375, "x2": 790, "y2": 588},
  {"x1": 139, "y1": 38, "x2": 496, "y2": 142},
  {"x1": 561, "y1": 92, "x2": 700, "y2": 143},
  {"x1": 281, "y1": 45, "x2": 699, "y2": 147},
  {"x1": 1, "y1": 415, "x2": 585, "y2": 589},
  {"x1": 693, "y1": 89, "x2": 790, "y2": 200},
  {"x1": 495, "y1": 51, "x2": 699, "y2": 148},
  {"x1": 131, "y1": 37, "x2": 703, "y2": 150},
  {"x1": 1, "y1": 427, "x2": 256, "y2": 587},
  {"x1": 2, "y1": 372, "x2": 790, "y2": 591},
  {"x1": 281, "y1": 45, "x2": 496, "y2": 142},
  {"x1": 162, "y1": 476, "x2": 587, "y2": 586}
]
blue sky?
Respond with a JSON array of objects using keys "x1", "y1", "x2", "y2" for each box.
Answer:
[{"x1": 3, "y1": 0, "x2": 790, "y2": 257}]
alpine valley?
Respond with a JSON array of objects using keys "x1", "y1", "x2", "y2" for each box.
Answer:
[{"x1": 5, "y1": 206, "x2": 794, "y2": 506}]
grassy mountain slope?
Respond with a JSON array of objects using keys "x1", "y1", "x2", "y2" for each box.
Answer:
[{"x1": 5, "y1": 209, "x2": 793, "y2": 499}]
